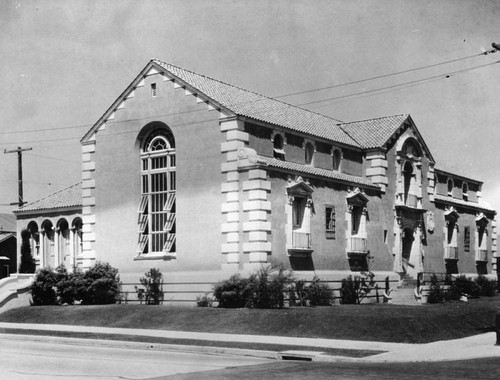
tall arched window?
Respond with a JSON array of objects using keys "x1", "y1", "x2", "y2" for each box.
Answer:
[
  {"x1": 305, "y1": 142, "x2": 314, "y2": 165},
  {"x1": 72, "y1": 218, "x2": 83, "y2": 268},
  {"x1": 27, "y1": 221, "x2": 39, "y2": 259},
  {"x1": 403, "y1": 161, "x2": 416, "y2": 207},
  {"x1": 41, "y1": 220, "x2": 54, "y2": 267},
  {"x1": 138, "y1": 128, "x2": 176, "y2": 256}
]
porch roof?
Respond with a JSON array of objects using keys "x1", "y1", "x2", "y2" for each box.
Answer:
[{"x1": 14, "y1": 183, "x2": 82, "y2": 214}]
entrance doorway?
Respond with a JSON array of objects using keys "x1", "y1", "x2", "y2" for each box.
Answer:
[{"x1": 402, "y1": 227, "x2": 414, "y2": 273}]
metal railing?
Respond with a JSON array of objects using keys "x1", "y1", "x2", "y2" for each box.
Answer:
[
  {"x1": 118, "y1": 277, "x2": 401, "y2": 305},
  {"x1": 477, "y1": 249, "x2": 488, "y2": 262},
  {"x1": 444, "y1": 246, "x2": 458, "y2": 260},
  {"x1": 347, "y1": 237, "x2": 367, "y2": 252},
  {"x1": 404, "y1": 194, "x2": 418, "y2": 208},
  {"x1": 292, "y1": 231, "x2": 311, "y2": 249}
]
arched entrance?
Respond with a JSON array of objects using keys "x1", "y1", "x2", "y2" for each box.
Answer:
[
  {"x1": 41, "y1": 220, "x2": 55, "y2": 268},
  {"x1": 401, "y1": 227, "x2": 414, "y2": 273}
]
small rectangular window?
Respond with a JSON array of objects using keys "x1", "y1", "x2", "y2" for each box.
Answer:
[
  {"x1": 464, "y1": 226, "x2": 470, "y2": 252},
  {"x1": 151, "y1": 83, "x2": 157, "y2": 97},
  {"x1": 325, "y1": 205, "x2": 335, "y2": 239}
]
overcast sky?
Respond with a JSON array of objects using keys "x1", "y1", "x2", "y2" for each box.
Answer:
[{"x1": 1, "y1": 0, "x2": 500, "y2": 214}]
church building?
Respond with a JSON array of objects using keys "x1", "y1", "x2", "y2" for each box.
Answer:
[{"x1": 15, "y1": 59, "x2": 498, "y2": 291}]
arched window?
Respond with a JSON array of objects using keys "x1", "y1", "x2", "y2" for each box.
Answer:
[
  {"x1": 138, "y1": 127, "x2": 176, "y2": 256},
  {"x1": 402, "y1": 139, "x2": 421, "y2": 158},
  {"x1": 305, "y1": 142, "x2": 314, "y2": 165},
  {"x1": 41, "y1": 220, "x2": 54, "y2": 267},
  {"x1": 403, "y1": 161, "x2": 416, "y2": 207},
  {"x1": 462, "y1": 183, "x2": 468, "y2": 201},
  {"x1": 27, "y1": 221, "x2": 39, "y2": 258},
  {"x1": 332, "y1": 149, "x2": 341, "y2": 171},
  {"x1": 273, "y1": 134, "x2": 285, "y2": 160},
  {"x1": 447, "y1": 178, "x2": 453, "y2": 196},
  {"x1": 72, "y1": 218, "x2": 83, "y2": 267},
  {"x1": 56, "y1": 219, "x2": 70, "y2": 267}
]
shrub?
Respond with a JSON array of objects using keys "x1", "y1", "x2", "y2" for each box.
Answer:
[
  {"x1": 78, "y1": 262, "x2": 121, "y2": 305},
  {"x1": 475, "y1": 275, "x2": 497, "y2": 297},
  {"x1": 30, "y1": 262, "x2": 121, "y2": 306},
  {"x1": 196, "y1": 293, "x2": 214, "y2": 307},
  {"x1": 292, "y1": 279, "x2": 308, "y2": 306},
  {"x1": 213, "y1": 274, "x2": 253, "y2": 308},
  {"x1": 247, "y1": 267, "x2": 295, "y2": 309},
  {"x1": 340, "y1": 273, "x2": 374, "y2": 304},
  {"x1": 55, "y1": 265, "x2": 84, "y2": 305},
  {"x1": 453, "y1": 275, "x2": 480, "y2": 298},
  {"x1": 136, "y1": 268, "x2": 164, "y2": 305},
  {"x1": 19, "y1": 229, "x2": 36, "y2": 274},
  {"x1": 427, "y1": 274, "x2": 445, "y2": 303},
  {"x1": 31, "y1": 267, "x2": 58, "y2": 305},
  {"x1": 303, "y1": 277, "x2": 335, "y2": 306},
  {"x1": 340, "y1": 275, "x2": 360, "y2": 304}
]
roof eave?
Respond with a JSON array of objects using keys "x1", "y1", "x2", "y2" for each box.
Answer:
[
  {"x1": 433, "y1": 197, "x2": 495, "y2": 214},
  {"x1": 248, "y1": 159, "x2": 380, "y2": 191},
  {"x1": 14, "y1": 205, "x2": 82, "y2": 217},
  {"x1": 238, "y1": 116, "x2": 362, "y2": 151}
]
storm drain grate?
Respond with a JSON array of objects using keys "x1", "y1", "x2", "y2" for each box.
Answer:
[{"x1": 278, "y1": 350, "x2": 324, "y2": 361}]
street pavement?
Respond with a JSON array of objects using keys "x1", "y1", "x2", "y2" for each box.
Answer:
[
  {"x1": 0, "y1": 334, "x2": 272, "y2": 380},
  {"x1": 0, "y1": 322, "x2": 499, "y2": 363}
]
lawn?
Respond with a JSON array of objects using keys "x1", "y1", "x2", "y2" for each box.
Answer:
[{"x1": 1, "y1": 296, "x2": 499, "y2": 344}]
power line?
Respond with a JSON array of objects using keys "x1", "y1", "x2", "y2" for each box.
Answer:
[
  {"x1": 274, "y1": 49, "x2": 498, "y2": 99},
  {"x1": 307, "y1": 76, "x2": 446, "y2": 111},
  {"x1": 25, "y1": 152, "x2": 81, "y2": 164},
  {"x1": 298, "y1": 59, "x2": 500, "y2": 107},
  {"x1": 1, "y1": 53, "x2": 499, "y2": 146}
]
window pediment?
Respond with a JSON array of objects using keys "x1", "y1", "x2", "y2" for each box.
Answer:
[
  {"x1": 444, "y1": 206, "x2": 460, "y2": 222},
  {"x1": 346, "y1": 188, "x2": 368, "y2": 205},
  {"x1": 475, "y1": 213, "x2": 488, "y2": 226},
  {"x1": 286, "y1": 179, "x2": 313, "y2": 197}
]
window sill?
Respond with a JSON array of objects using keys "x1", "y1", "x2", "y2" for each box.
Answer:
[
  {"x1": 287, "y1": 247, "x2": 313, "y2": 257},
  {"x1": 134, "y1": 253, "x2": 176, "y2": 261}
]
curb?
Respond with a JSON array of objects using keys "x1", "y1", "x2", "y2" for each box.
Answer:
[{"x1": 0, "y1": 333, "x2": 279, "y2": 360}]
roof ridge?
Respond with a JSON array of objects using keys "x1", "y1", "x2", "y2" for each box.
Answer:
[
  {"x1": 152, "y1": 59, "x2": 344, "y2": 124},
  {"x1": 338, "y1": 113, "x2": 409, "y2": 126}
]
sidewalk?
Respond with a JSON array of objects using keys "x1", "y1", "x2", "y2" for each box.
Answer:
[{"x1": 0, "y1": 322, "x2": 498, "y2": 363}]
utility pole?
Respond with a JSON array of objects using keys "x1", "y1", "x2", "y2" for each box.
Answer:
[{"x1": 4, "y1": 146, "x2": 32, "y2": 207}]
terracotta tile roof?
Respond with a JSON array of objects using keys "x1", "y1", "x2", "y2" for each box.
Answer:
[
  {"x1": 0, "y1": 214, "x2": 16, "y2": 233},
  {"x1": 339, "y1": 114, "x2": 410, "y2": 149},
  {"x1": 257, "y1": 155, "x2": 380, "y2": 189},
  {"x1": 153, "y1": 60, "x2": 360, "y2": 147},
  {"x1": 14, "y1": 183, "x2": 82, "y2": 213},
  {"x1": 433, "y1": 194, "x2": 495, "y2": 213}
]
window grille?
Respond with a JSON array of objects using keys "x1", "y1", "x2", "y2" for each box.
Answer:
[
  {"x1": 325, "y1": 205, "x2": 335, "y2": 239},
  {"x1": 138, "y1": 129, "x2": 176, "y2": 255}
]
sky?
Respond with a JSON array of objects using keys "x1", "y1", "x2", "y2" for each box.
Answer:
[{"x1": 1, "y1": 0, "x2": 500, "y2": 214}]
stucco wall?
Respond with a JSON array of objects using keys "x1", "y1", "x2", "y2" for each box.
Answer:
[{"x1": 91, "y1": 73, "x2": 224, "y2": 281}]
